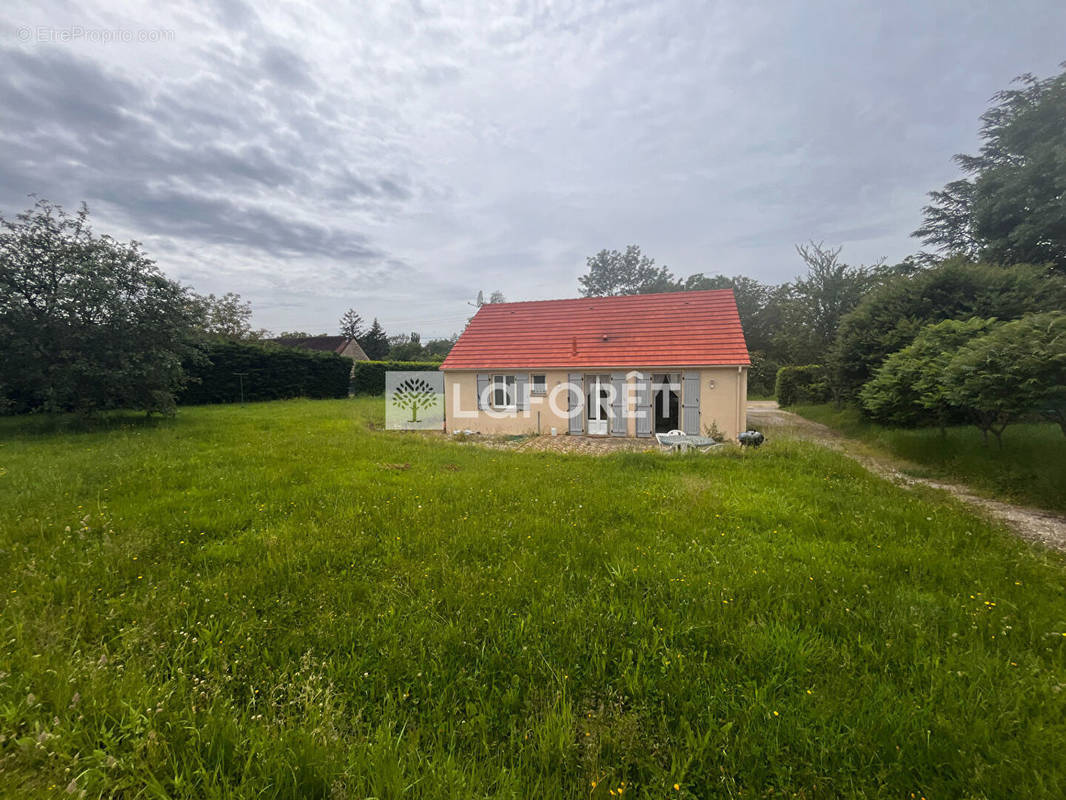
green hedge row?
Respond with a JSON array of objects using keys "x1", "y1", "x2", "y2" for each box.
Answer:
[
  {"x1": 351, "y1": 361, "x2": 442, "y2": 395},
  {"x1": 775, "y1": 364, "x2": 832, "y2": 406},
  {"x1": 179, "y1": 341, "x2": 351, "y2": 405}
]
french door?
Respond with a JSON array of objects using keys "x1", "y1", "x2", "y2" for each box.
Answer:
[{"x1": 586, "y1": 374, "x2": 611, "y2": 435}]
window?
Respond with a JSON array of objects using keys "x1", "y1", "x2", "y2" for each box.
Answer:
[
  {"x1": 491, "y1": 374, "x2": 516, "y2": 408},
  {"x1": 531, "y1": 374, "x2": 546, "y2": 395}
]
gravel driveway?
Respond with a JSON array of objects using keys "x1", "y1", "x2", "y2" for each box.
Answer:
[{"x1": 747, "y1": 401, "x2": 1066, "y2": 553}]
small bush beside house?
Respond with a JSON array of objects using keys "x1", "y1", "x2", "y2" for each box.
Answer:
[
  {"x1": 350, "y1": 361, "x2": 443, "y2": 395},
  {"x1": 180, "y1": 341, "x2": 351, "y2": 405},
  {"x1": 775, "y1": 365, "x2": 831, "y2": 406}
]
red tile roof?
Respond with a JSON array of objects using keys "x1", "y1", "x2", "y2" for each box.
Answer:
[{"x1": 441, "y1": 290, "x2": 749, "y2": 370}]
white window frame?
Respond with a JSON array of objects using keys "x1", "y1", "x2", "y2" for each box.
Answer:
[
  {"x1": 491, "y1": 374, "x2": 516, "y2": 409},
  {"x1": 530, "y1": 374, "x2": 547, "y2": 395}
]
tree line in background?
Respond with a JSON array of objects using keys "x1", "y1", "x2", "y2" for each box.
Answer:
[{"x1": 576, "y1": 62, "x2": 1066, "y2": 443}]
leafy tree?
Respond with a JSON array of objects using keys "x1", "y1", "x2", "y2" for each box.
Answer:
[
  {"x1": 670, "y1": 245, "x2": 877, "y2": 368},
  {"x1": 780, "y1": 242, "x2": 878, "y2": 365},
  {"x1": 579, "y1": 245, "x2": 676, "y2": 296},
  {"x1": 192, "y1": 291, "x2": 266, "y2": 340},
  {"x1": 387, "y1": 333, "x2": 426, "y2": 361},
  {"x1": 915, "y1": 63, "x2": 1066, "y2": 270},
  {"x1": 488, "y1": 290, "x2": 506, "y2": 304},
  {"x1": 276, "y1": 330, "x2": 320, "y2": 339},
  {"x1": 913, "y1": 180, "x2": 980, "y2": 260},
  {"x1": 0, "y1": 199, "x2": 201, "y2": 414},
  {"x1": 339, "y1": 308, "x2": 365, "y2": 340},
  {"x1": 943, "y1": 312, "x2": 1066, "y2": 443},
  {"x1": 859, "y1": 317, "x2": 999, "y2": 429},
  {"x1": 746, "y1": 351, "x2": 781, "y2": 397},
  {"x1": 774, "y1": 365, "x2": 831, "y2": 406},
  {"x1": 360, "y1": 318, "x2": 389, "y2": 360},
  {"x1": 832, "y1": 260, "x2": 1066, "y2": 399},
  {"x1": 422, "y1": 336, "x2": 456, "y2": 360}
]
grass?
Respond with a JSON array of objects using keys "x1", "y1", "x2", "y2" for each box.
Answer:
[
  {"x1": 1, "y1": 398, "x2": 1065, "y2": 798},
  {"x1": 790, "y1": 403, "x2": 1066, "y2": 515}
]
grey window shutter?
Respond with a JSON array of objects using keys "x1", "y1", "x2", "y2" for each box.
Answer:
[
  {"x1": 514, "y1": 373, "x2": 528, "y2": 410},
  {"x1": 682, "y1": 372, "x2": 700, "y2": 434},
  {"x1": 635, "y1": 373, "x2": 652, "y2": 437},
  {"x1": 476, "y1": 373, "x2": 489, "y2": 410},
  {"x1": 568, "y1": 372, "x2": 584, "y2": 435},
  {"x1": 610, "y1": 372, "x2": 626, "y2": 436}
]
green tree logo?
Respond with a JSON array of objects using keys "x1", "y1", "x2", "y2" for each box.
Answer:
[{"x1": 393, "y1": 376, "x2": 437, "y2": 422}]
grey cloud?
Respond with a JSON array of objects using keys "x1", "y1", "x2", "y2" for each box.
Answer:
[
  {"x1": 259, "y1": 44, "x2": 312, "y2": 88},
  {"x1": 93, "y1": 182, "x2": 385, "y2": 261},
  {"x1": 208, "y1": 0, "x2": 260, "y2": 31},
  {"x1": 0, "y1": 42, "x2": 411, "y2": 265},
  {"x1": 0, "y1": 46, "x2": 139, "y2": 133},
  {"x1": 419, "y1": 62, "x2": 462, "y2": 86}
]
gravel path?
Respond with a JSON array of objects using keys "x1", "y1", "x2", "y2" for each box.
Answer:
[{"x1": 746, "y1": 401, "x2": 1066, "y2": 552}]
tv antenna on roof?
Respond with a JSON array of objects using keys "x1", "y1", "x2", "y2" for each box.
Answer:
[{"x1": 468, "y1": 290, "x2": 485, "y2": 308}]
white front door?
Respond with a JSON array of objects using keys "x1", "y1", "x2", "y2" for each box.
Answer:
[{"x1": 586, "y1": 374, "x2": 610, "y2": 435}]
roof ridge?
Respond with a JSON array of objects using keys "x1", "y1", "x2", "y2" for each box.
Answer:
[{"x1": 473, "y1": 289, "x2": 737, "y2": 309}]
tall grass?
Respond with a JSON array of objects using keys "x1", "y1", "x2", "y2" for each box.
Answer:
[
  {"x1": 1, "y1": 398, "x2": 1064, "y2": 798},
  {"x1": 791, "y1": 403, "x2": 1066, "y2": 514}
]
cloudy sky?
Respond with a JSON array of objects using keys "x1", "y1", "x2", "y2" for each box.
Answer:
[{"x1": 2, "y1": 1, "x2": 1064, "y2": 337}]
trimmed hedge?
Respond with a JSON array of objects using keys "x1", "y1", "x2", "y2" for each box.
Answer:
[
  {"x1": 180, "y1": 341, "x2": 351, "y2": 405},
  {"x1": 351, "y1": 361, "x2": 443, "y2": 395},
  {"x1": 775, "y1": 364, "x2": 832, "y2": 407}
]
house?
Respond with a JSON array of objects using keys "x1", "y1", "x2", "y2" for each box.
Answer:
[
  {"x1": 271, "y1": 336, "x2": 369, "y2": 361},
  {"x1": 439, "y1": 290, "x2": 749, "y2": 439}
]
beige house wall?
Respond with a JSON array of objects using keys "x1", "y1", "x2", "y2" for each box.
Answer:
[
  {"x1": 697, "y1": 366, "x2": 747, "y2": 441},
  {"x1": 443, "y1": 366, "x2": 747, "y2": 440},
  {"x1": 444, "y1": 369, "x2": 572, "y2": 436}
]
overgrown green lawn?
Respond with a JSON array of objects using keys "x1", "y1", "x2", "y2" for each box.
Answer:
[
  {"x1": 791, "y1": 403, "x2": 1066, "y2": 515},
  {"x1": 2, "y1": 399, "x2": 1065, "y2": 798}
]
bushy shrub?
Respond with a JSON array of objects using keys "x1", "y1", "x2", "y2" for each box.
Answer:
[
  {"x1": 180, "y1": 341, "x2": 350, "y2": 405},
  {"x1": 944, "y1": 312, "x2": 1066, "y2": 445},
  {"x1": 831, "y1": 261, "x2": 1066, "y2": 399},
  {"x1": 859, "y1": 317, "x2": 999, "y2": 428},
  {"x1": 350, "y1": 361, "x2": 443, "y2": 396},
  {"x1": 775, "y1": 365, "x2": 831, "y2": 406}
]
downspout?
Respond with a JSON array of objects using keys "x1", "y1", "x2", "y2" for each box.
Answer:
[{"x1": 737, "y1": 365, "x2": 743, "y2": 436}]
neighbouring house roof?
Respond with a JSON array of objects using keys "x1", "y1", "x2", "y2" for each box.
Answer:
[
  {"x1": 440, "y1": 290, "x2": 749, "y2": 370},
  {"x1": 272, "y1": 336, "x2": 369, "y2": 361}
]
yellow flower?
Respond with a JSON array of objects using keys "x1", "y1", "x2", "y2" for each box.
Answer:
[
  {"x1": 772, "y1": 710, "x2": 779, "y2": 716},
  {"x1": 674, "y1": 783, "x2": 681, "y2": 791}
]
